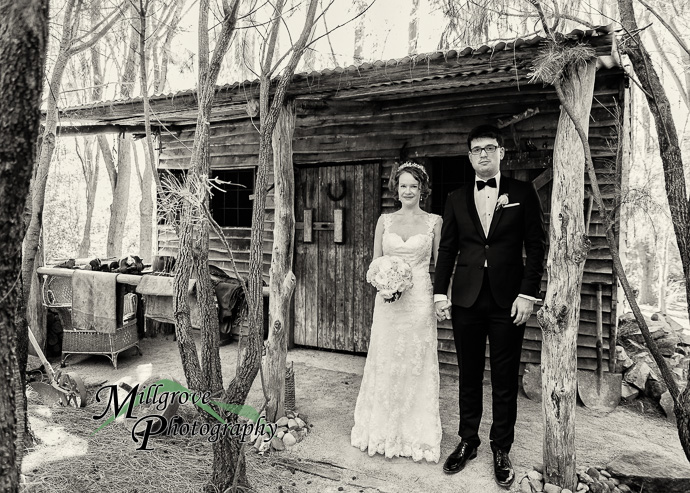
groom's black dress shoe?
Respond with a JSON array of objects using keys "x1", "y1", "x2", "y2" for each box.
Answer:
[
  {"x1": 491, "y1": 446, "x2": 515, "y2": 488},
  {"x1": 443, "y1": 440, "x2": 477, "y2": 474}
]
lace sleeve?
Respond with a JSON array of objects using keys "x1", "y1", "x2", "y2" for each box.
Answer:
[{"x1": 382, "y1": 214, "x2": 392, "y2": 234}]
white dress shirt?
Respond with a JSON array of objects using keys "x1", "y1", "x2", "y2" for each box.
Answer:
[{"x1": 475, "y1": 171, "x2": 501, "y2": 237}]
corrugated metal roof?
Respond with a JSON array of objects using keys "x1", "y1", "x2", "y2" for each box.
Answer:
[{"x1": 57, "y1": 25, "x2": 616, "y2": 120}]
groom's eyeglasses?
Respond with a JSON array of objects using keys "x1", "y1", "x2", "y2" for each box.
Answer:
[{"x1": 469, "y1": 145, "x2": 501, "y2": 155}]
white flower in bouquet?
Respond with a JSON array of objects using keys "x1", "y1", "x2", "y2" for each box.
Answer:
[{"x1": 366, "y1": 255, "x2": 414, "y2": 303}]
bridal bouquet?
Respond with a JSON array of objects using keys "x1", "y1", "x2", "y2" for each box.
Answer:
[{"x1": 366, "y1": 255, "x2": 414, "y2": 303}]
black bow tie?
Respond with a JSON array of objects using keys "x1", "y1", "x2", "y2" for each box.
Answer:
[{"x1": 476, "y1": 178, "x2": 497, "y2": 190}]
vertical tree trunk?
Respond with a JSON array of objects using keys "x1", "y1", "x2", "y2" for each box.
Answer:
[
  {"x1": 0, "y1": 1, "x2": 48, "y2": 489},
  {"x1": 263, "y1": 102, "x2": 297, "y2": 421},
  {"x1": 169, "y1": 1, "x2": 240, "y2": 489},
  {"x1": 140, "y1": 141, "x2": 154, "y2": 262},
  {"x1": 637, "y1": 239, "x2": 655, "y2": 304},
  {"x1": 658, "y1": 234, "x2": 670, "y2": 314},
  {"x1": 78, "y1": 137, "x2": 99, "y2": 257},
  {"x1": 21, "y1": 43, "x2": 69, "y2": 359},
  {"x1": 408, "y1": 0, "x2": 420, "y2": 55},
  {"x1": 353, "y1": 0, "x2": 367, "y2": 63},
  {"x1": 617, "y1": 0, "x2": 690, "y2": 460},
  {"x1": 157, "y1": 0, "x2": 185, "y2": 93},
  {"x1": 537, "y1": 60, "x2": 596, "y2": 491},
  {"x1": 106, "y1": 135, "x2": 132, "y2": 257},
  {"x1": 98, "y1": 135, "x2": 117, "y2": 193},
  {"x1": 136, "y1": 0, "x2": 162, "y2": 263},
  {"x1": 106, "y1": 7, "x2": 139, "y2": 257}
]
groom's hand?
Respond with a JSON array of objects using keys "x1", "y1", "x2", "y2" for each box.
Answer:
[
  {"x1": 435, "y1": 300, "x2": 452, "y2": 321},
  {"x1": 511, "y1": 296, "x2": 534, "y2": 326}
]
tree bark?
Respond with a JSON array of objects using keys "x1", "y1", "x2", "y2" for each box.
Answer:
[
  {"x1": 210, "y1": 416, "x2": 247, "y2": 490},
  {"x1": 168, "y1": 0, "x2": 240, "y2": 489},
  {"x1": 232, "y1": 0, "x2": 317, "y2": 414},
  {"x1": 537, "y1": 60, "x2": 596, "y2": 491},
  {"x1": 18, "y1": 0, "x2": 80, "y2": 458},
  {"x1": 262, "y1": 102, "x2": 297, "y2": 421},
  {"x1": 21, "y1": 33, "x2": 70, "y2": 360},
  {"x1": 408, "y1": 0, "x2": 420, "y2": 55},
  {"x1": 139, "y1": 141, "x2": 154, "y2": 262},
  {"x1": 106, "y1": 134, "x2": 132, "y2": 258},
  {"x1": 637, "y1": 238, "x2": 655, "y2": 304},
  {"x1": 98, "y1": 135, "x2": 117, "y2": 193},
  {"x1": 353, "y1": 0, "x2": 367, "y2": 63},
  {"x1": 0, "y1": 1, "x2": 48, "y2": 489},
  {"x1": 658, "y1": 234, "x2": 669, "y2": 314},
  {"x1": 618, "y1": 0, "x2": 690, "y2": 461},
  {"x1": 157, "y1": 0, "x2": 185, "y2": 93},
  {"x1": 106, "y1": 6, "x2": 139, "y2": 257},
  {"x1": 78, "y1": 137, "x2": 99, "y2": 257},
  {"x1": 648, "y1": 27, "x2": 689, "y2": 109},
  {"x1": 137, "y1": 0, "x2": 162, "y2": 194}
]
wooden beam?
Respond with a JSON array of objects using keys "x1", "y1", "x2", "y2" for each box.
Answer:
[
  {"x1": 55, "y1": 124, "x2": 151, "y2": 135},
  {"x1": 497, "y1": 107, "x2": 541, "y2": 128},
  {"x1": 532, "y1": 167, "x2": 553, "y2": 190}
]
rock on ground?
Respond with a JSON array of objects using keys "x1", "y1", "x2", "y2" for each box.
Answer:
[{"x1": 607, "y1": 451, "x2": 690, "y2": 493}]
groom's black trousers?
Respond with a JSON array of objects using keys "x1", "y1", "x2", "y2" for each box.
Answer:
[{"x1": 451, "y1": 269, "x2": 525, "y2": 453}]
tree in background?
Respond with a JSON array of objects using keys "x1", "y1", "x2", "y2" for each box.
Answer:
[
  {"x1": 0, "y1": 0, "x2": 49, "y2": 489},
  {"x1": 17, "y1": 0, "x2": 124, "y2": 456},
  {"x1": 616, "y1": 0, "x2": 690, "y2": 460}
]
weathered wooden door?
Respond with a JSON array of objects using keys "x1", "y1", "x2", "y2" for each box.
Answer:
[{"x1": 293, "y1": 162, "x2": 381, "y2": 352}]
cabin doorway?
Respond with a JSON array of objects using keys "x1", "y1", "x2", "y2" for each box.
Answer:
[
  {"x1": 429, "y1": 156, "x2": 475, "y2": 216},
  {"x1": 293, "y1": 162, "x2": 381, "y2": 352}
]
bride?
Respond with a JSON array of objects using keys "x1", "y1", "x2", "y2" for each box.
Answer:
[{"x1": 351, "y1": 161, "x2": 443, "y2": 463}]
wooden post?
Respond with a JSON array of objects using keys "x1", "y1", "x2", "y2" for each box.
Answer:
[
  {"x1": 263, "y1": 101, "x2": 297, "y2": 421},
  {"x1": 536, "y1": 59, "x2": 596, "y2": 491}
]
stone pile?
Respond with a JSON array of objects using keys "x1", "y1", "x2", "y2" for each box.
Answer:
[
  {"x1": 250, "y1": 410, "x2": 311, "y2": 453},
  {"x1": 517, "y1": 465, "x2": 633, "y2": 493},
  {"x1": 615, "y1": 312, "x2": 689, "y2": 420}
]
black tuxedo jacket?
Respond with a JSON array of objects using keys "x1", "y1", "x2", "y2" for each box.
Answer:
[{"x1": 433, "y1": 176, "x2": 546, "y2": 309}]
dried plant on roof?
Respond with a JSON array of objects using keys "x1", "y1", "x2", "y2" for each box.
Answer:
[{"x1": 529, "y1": 40, "x2": 595, "y2": 85}]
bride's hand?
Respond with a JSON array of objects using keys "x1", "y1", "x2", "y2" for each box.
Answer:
[{"x1": 434, "y1": 300, "x2": 451, "y2": 321}]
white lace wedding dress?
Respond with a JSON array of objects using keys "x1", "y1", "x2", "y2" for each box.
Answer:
[{"x1": 351, "y1": 213, "x2": 442, "y2": 463}]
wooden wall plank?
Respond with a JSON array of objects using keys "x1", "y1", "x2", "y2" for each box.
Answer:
[
  {"x1": 293, "y1": 169, "x2": 307, "y2": 346},
  {"x1": 353, "y1": 164, "x2": 367, "y2": 352},
  {"x1": 304, "y1": 167, "x2": 319, "y2": 347},
  {"x1": 322, "y1": 166, "x2": 337, "y2": 349},
  {"x1": 336, "y1": 165, "x2": 352, "y2": 351}
]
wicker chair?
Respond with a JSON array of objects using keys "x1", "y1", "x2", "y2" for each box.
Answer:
[{"x1": 42, "y1": 273, "x2": 142, "y2": 369}]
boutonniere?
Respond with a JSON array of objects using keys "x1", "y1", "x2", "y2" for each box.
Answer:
[{"x1": 495, "y1": 193, "x2": 509, "y2": 211}]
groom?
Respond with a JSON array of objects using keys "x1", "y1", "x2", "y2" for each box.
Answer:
[{"x1": 434, "y1": 125, "x2": 545, "y2": 488}]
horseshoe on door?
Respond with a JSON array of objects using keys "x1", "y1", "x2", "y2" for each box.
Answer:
[{"x1": 326, "y1": 181, "x2": 347, "y2": 202}]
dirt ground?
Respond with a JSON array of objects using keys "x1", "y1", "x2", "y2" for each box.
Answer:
[{"x1": 22, "y1": 332, "x2": 687, "y2": 493}]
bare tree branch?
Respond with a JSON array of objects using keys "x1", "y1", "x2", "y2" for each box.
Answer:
[
  {"x1": 648, "y1": 26, "x2": 689, "y2": 109},
  {"x1": 69, "y1": 2, "x2": 127, "y2": 55},
  {"x1": 306, "y1": 0, "x2": 376, "y2": 49},
  {"x1": 636, "y1": 0, "x2": 690, "y2": 57},
  {"x1": 261, "y1": 0, "x2": 286, "y2": 75}
]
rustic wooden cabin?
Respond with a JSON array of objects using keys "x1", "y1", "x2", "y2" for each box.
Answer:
[{"x1": 58, "y1": 26, "x2": 628, "y2": 375}]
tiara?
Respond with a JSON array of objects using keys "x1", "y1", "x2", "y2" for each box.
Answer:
[{"x1": 398, "y1": 161, "x2": 428, "y2": 176}]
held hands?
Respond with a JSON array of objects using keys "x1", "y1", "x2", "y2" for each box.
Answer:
[
  {"x1": 435, "y1": 300, "x2": 452, "y2": 321},
  {"x1": 511, "y1": 296, "x2": 535, "y2": 326}
]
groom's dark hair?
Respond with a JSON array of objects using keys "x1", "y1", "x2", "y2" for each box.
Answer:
[{"x1": 467, "y1": 125, "x2": 504, "y2": 148}]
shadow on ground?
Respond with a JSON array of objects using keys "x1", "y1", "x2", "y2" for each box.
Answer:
[{"x1": 24, "y1": 333, "x2": 686, "y2": 493}]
